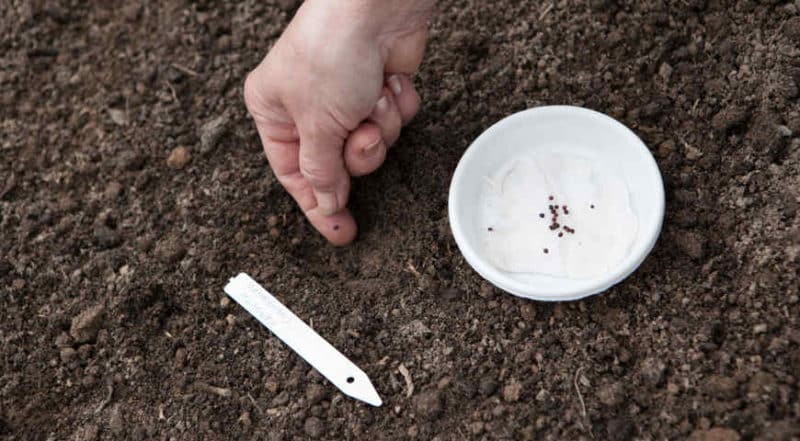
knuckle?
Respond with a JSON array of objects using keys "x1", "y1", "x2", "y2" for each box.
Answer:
[
  {"x1": 242, "y1": 70, "x2": 261, "y2": 112},
  {"x1": 298, "y1": 158, "x2": 337, "y2": 190}
]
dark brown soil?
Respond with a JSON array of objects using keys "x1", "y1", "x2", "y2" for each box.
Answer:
[{"x1": 2, "y1": 0, "x2": 799, "y2": 440}]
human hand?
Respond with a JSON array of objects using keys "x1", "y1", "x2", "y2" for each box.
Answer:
[{"x1": 244, "y1": 0, "x2": 434, "y2": 245}]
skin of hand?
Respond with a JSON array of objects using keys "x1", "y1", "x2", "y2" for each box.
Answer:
[{"x1": 244, "y1": 0, "x2": 435, "y2": 245}]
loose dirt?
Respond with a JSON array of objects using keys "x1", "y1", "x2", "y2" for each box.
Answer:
[{"x1": 1, "y1": 0, "x2": 799, "y2": 439}]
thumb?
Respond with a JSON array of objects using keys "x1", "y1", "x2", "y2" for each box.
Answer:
[{"x1": 297, "y1": 121, "x2": 350, "y2": 216}]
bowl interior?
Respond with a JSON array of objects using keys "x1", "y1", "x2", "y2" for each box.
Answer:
[{"x1": 448, "y1": 106, "x2": 664, "y2": 301}]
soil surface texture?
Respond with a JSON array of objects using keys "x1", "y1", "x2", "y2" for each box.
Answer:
[{"x1": 2, "y1": 0, "x2": 800, "y2": 440}]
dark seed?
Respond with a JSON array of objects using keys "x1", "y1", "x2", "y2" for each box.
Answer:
[
  {"x1": 333, "y1": 225, "x2": 340, "y2": 231},
  {"x1": 549, "y1": 196, "x2": 554, "y2": 201},
  {"x1": 590, "y1": 204, "x2": 595, "y2": 209},
  {"x1": 488, "y1": 227, "x2": 494, "y2": 232},
  {"x1": 539, "y1": 213, "x2": 545, "y2": 218},
  {"x1": 558, "y1": 232, "x2": 563, "y2": 237},
  {"x1": 543, "y1": 248, "x2": 549, "y2": 254}
]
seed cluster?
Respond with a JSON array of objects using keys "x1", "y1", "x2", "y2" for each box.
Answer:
[
  {"x1": 547, "y1": 202, "x2": 561, "y2": 230},
  {"x1": 539, "y1": 195, "x2": 588, "y2": 253},
  {"x1": 487, "y1": 195, "x2": 597, "y2": 257}
]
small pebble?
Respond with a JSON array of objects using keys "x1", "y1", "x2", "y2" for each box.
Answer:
[
  {"x1": 303, "y1": 417, "x2": 325, "y2": 438},
  {"x1": 306, "y1": 383, "x2": 327, "y2": 405},
  {"x1": 639, "y1": 357, "x2": 667, "y2": 387},
  {"x1": 93, "y1": 225, "x2": 121, "y2": 249},
  {"x1": 502, "y1": 380, "x2": 522, "y2": 402},
  {"x1": 174, "y1": 347, "x2": 187, "y2": 368},
  {"x1": 597, "y1": 382, "x2": 625, "y2": 407},
  {"x1": 70, "y1": 304, "x2": 106, "y2": 344},
  {"x1": 413, "y1": 390, "x2": 443, "y2": 420},
  {"x1": 105, "y1": 181, "x2": 123, "y2": 200},
  {"x1": 55, "y1": 332, "x2": 74, "y2": 348},
  {"x1": 689, "y1": 427, "x2": 741, "y2": 441},
  {"x1": 238, "y1": 411, "x2": 251, "y2": 427},
  {"x1": 60, "y1": 347, "x2": 77, "y2": 363},
  {"x1": 479, "y1": 378, "x2": 498, "y2": 396},
  {"x1": 265, "y1": 380, "x2": 279, "y2": 394},
  {"x1": 166, "y1": 146, "x2": 191, "y2": 169},
  {"x1": 199, "y1": 114, "x2": 231, "y2": 153},
  {"x1": 703, "y1": 375, "x2": 738, "y2": 400}
]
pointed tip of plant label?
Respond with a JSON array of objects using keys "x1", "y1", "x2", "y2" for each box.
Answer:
[{"x1": 360, "y1": 385, "x2": 383, "y2": 407}]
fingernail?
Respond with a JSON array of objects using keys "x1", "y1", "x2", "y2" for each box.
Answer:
[
  {"x1": 374, "y1": 96, "x2": 389, "y2": 115},
  {"x1": 388, "y1": 75, "x2": 402, "y2": 95},
  {"x1": 316, "y1": 191, "x2": 339, "y2": 215},
  {"x1": 363, "y1": 137, "x2": 381, "y2": 156}
]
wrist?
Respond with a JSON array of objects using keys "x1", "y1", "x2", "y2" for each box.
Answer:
[{"x1": 306, "y1": 0, "x2": 434, "y2": 38}]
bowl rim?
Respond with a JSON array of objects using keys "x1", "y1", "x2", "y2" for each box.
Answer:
[{"x1": 447, "y1": 105, "x2": 665, "y2": 301}]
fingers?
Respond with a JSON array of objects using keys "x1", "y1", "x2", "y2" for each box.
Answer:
[
  {"x1": 372, "y1": 88, "x2": 403, "y2": 146},
  {"x1": 297, "y1": 122, "x2": 350, "y2": 216},
  {"x1": 344, "y1": 123, "x2": 386, "y2": 177},
  {"x1": 342, "y1": 74, "x2": 422, "y2": 176},
  {"x1": 387, "y1": 74, "x2": 421, "y2": 125}
]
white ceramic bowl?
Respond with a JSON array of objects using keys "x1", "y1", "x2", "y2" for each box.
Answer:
[{"x1": 448, "y1": 106, "x2": 665, "y2": 301}]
